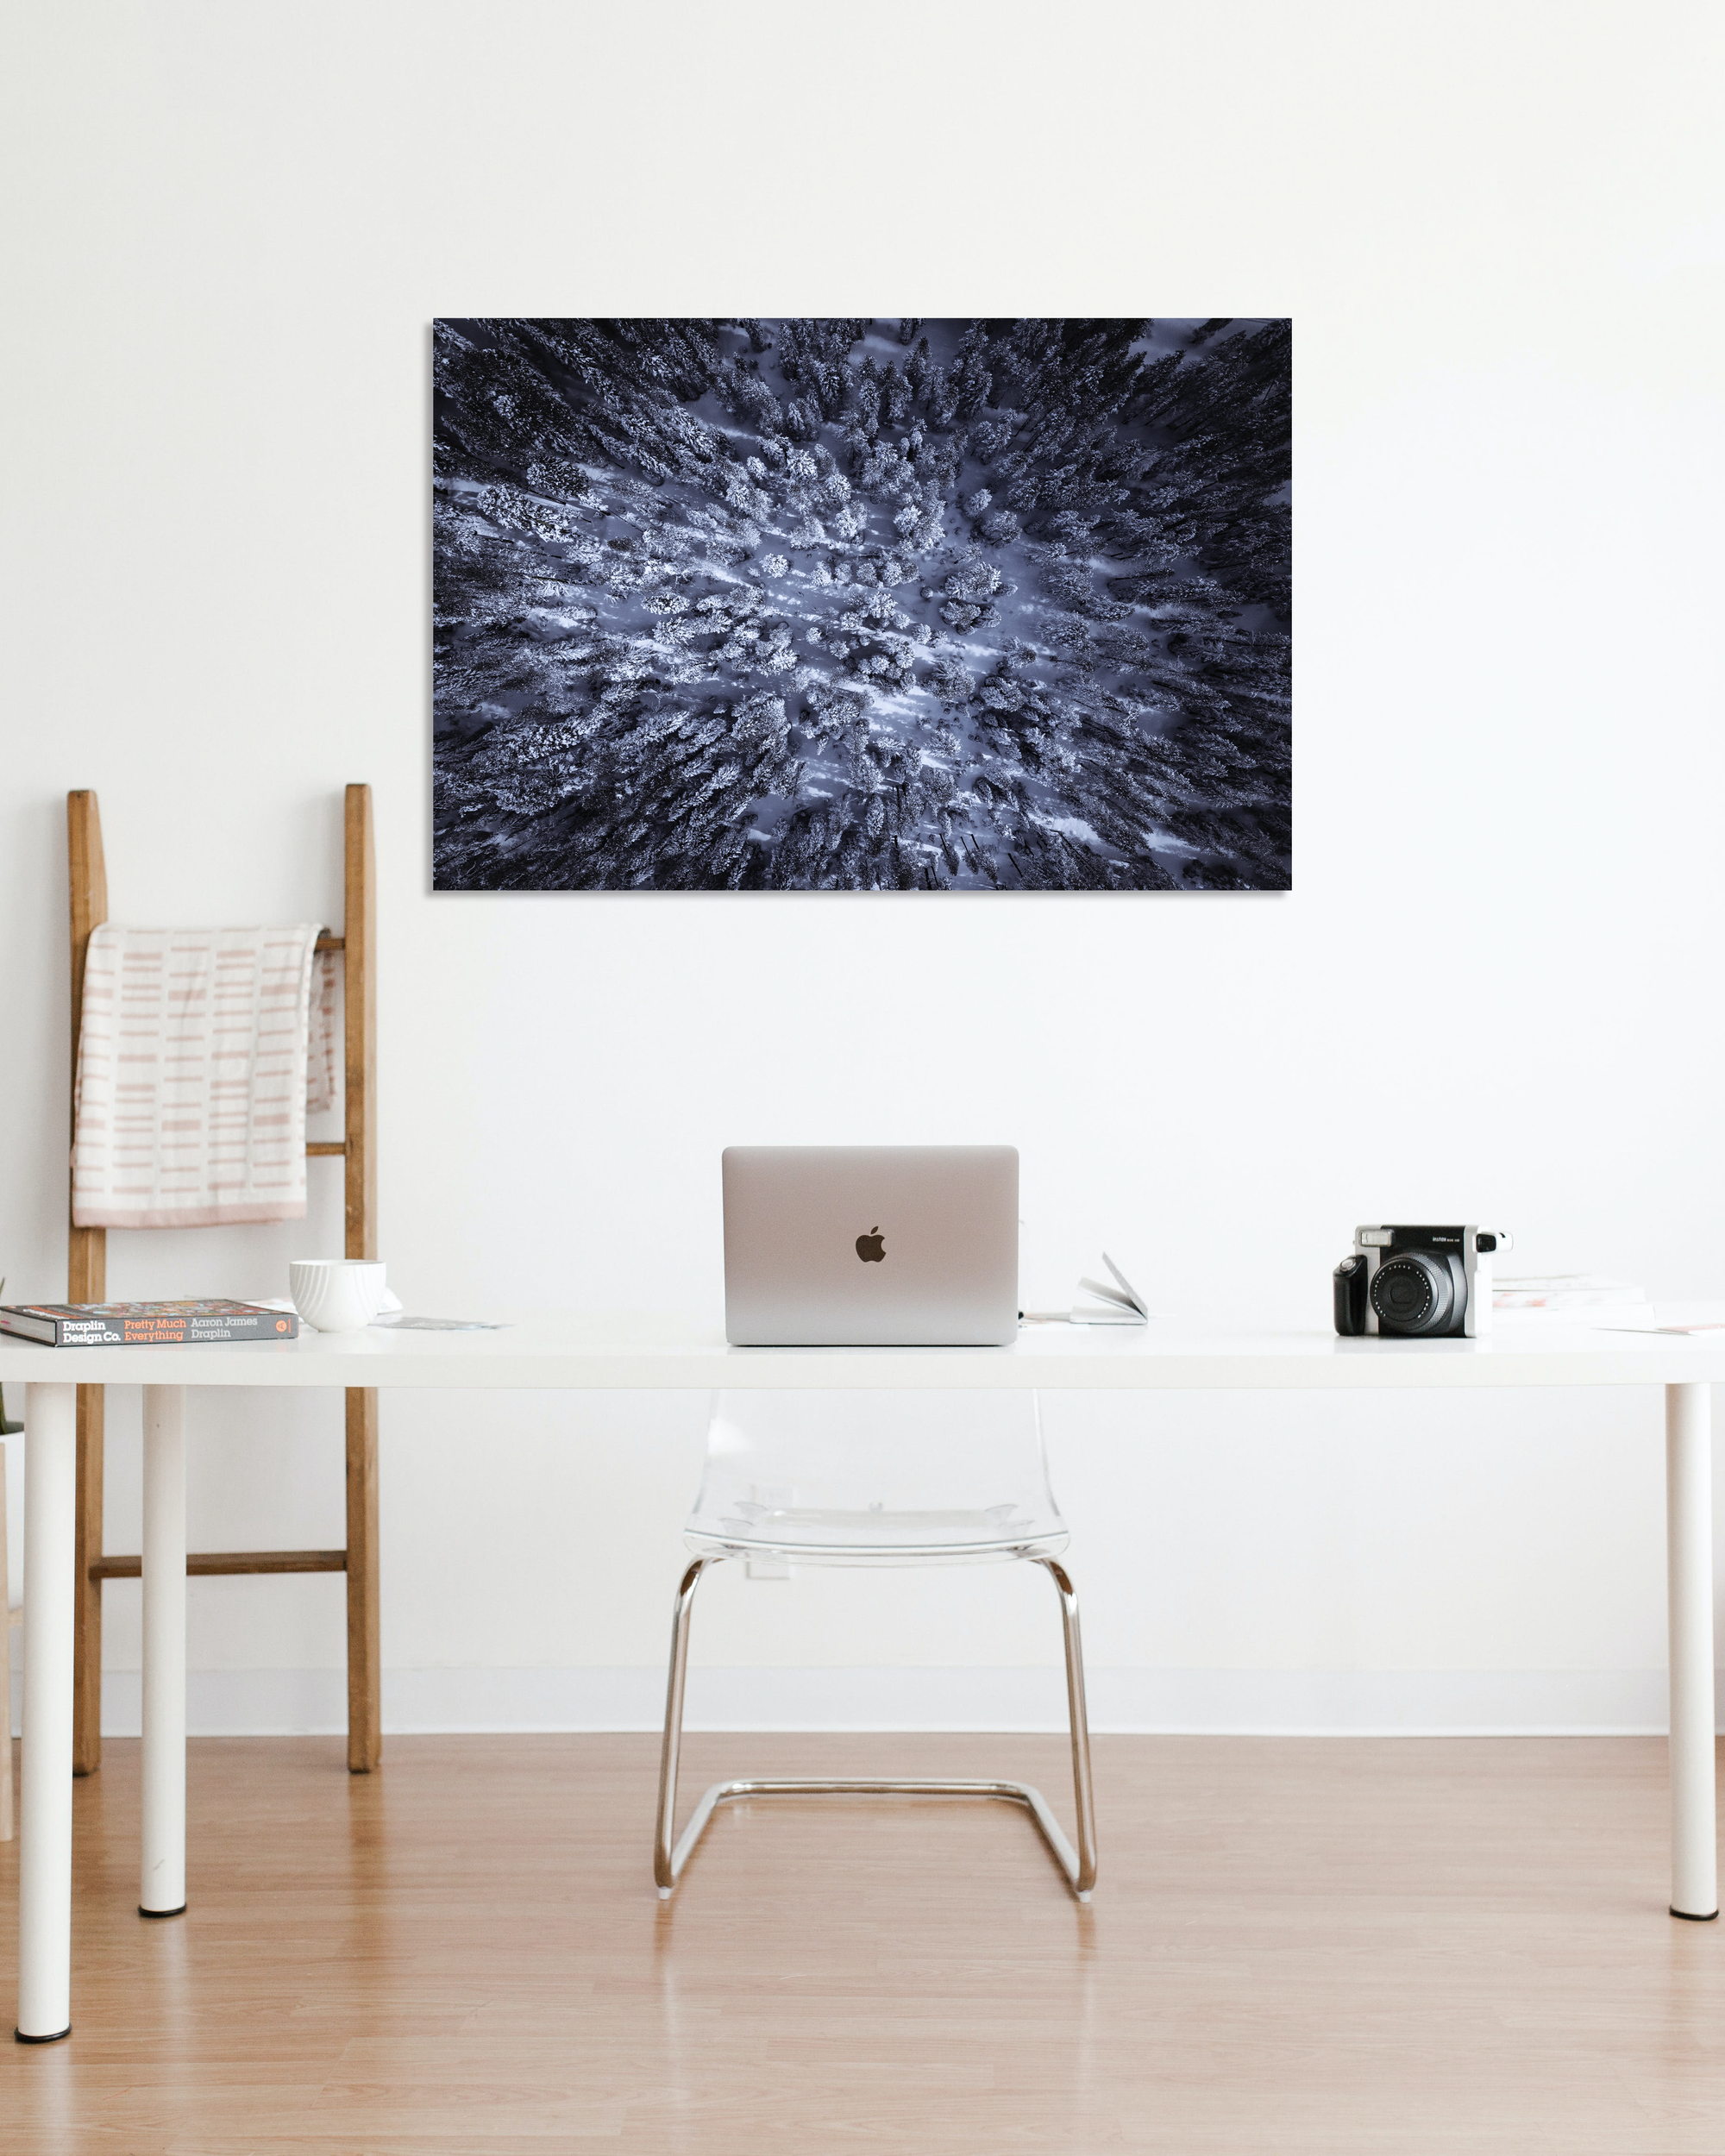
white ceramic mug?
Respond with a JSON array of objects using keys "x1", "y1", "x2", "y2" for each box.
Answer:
[{"x1": 289, "y1": 1258, "x2": 388, "y2": 1334}]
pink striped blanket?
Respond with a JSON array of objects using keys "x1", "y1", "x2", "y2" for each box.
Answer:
[{"x1": 72, "y1": 925, "x2": 336, "y2": 1229}]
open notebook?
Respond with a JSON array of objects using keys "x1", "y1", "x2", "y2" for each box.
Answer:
[{"x1": 1070, "y1": 1254, "x2": 1153, "y2": 1326}]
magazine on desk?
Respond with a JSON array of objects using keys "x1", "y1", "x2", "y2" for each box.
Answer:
[
  {"x1": 0, "y1": 1300, "x2": 298, "y2": 1346},
  {"x1": 243, "y1": 1296, "x2": 511, "y2": 1335}
]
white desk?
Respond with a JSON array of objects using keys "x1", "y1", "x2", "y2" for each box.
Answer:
[{"x1": 6, "y1": 1316, "x2": 1721, "y2": 2041}]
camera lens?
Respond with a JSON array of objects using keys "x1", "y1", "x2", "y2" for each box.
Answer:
[{"x1": 1370, "y1": 1251, "x2": 1456, "y2": 1336}]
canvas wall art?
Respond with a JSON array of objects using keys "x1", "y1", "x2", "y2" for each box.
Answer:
[{"x1": 433, "y1": 319, "x2": 1291, "y2": 892}]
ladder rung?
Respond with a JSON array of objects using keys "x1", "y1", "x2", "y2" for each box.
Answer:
[
  {"x1": 313, "y1": 933, "x2": 345, "y2": 953},
  {"x1": 305, "y1": 1141, "x2": 347, "y2": 1156},
  {"x1": 91, "y1": 1550, "x2": 347, "y2": 1580}
]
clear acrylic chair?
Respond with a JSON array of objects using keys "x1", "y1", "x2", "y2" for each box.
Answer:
[{"x1": 654, "y1": 1389, "x2": 1097, "y2": 1901}]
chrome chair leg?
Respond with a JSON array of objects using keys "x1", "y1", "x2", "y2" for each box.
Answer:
[
  {"x1": 654, "y1": 1556, "x2": 712, "y2": 1896},
  {"x1": 1038, "y1": 1556, "x2": 1098, "y2": 1898},
  {"x1": 653, "y1": 1551, "x2": 1099, "y2": 1904}
]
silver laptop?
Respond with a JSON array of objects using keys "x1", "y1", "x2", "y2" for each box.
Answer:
[{"x1": 723, "y1": 1145, "x2": 1019, "y2": 1346}]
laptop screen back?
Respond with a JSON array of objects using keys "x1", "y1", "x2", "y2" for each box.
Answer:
[{"x1": 722, "y1": 1145, "x2": 1019, "y2": 1346}]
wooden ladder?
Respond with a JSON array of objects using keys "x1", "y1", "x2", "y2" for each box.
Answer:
[{"x1": 66, "y1": 784, "x2": 381, "y2": 1775}]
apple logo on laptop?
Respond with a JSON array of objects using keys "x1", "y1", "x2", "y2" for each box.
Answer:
[{"x1": 856, "y1": 1226, "x2": 885, "y2": 1263}]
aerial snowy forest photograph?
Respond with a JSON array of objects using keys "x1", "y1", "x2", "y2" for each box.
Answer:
[{"x1": 433, "y1": 319, "x2": 1291, "y2": 892}]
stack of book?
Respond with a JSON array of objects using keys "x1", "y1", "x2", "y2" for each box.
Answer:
[{"x1": 0, "y1": 1300, "x2": 298, "y2": 1345}]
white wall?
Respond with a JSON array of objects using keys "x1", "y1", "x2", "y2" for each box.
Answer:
[{"x1": 3, "y1": 0, "x2": 1722, "y2": 1736}]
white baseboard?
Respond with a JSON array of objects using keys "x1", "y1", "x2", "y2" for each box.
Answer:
[{"x1": 25, "y1": 1664, "x2": 1701, "y2": 1739}]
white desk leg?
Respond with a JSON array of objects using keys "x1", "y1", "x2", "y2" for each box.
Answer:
[
  {"x1": 1666, "y1": 1381, "x2": 1718, "y2": 1920},
  {"x1": 16, "y1": 1382, "x2": 76, "y2": 2042},
  {"x1": 141, "y1": 1385, "x2": 186, "y2": 1918}
]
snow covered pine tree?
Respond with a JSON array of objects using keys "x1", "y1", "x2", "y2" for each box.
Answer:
[{"x1": 433, "y1": 319, "x2": 1291, "y2": 891}]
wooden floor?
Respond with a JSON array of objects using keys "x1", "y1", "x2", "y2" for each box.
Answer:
[{"x1": 2, "y1": 1733, "x2": 1724, "y2": 2152}]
